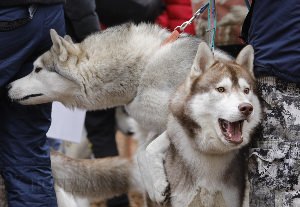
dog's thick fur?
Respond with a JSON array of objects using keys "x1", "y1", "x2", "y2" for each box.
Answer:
[
  {"x1": 162, "y1": 43, "x2": 261, "y2": 207},
  {"x1": 8, "y1": 23, "x2": 228, "y2": 135},
  {"x1": 7, "y1": 24, "x2": 261, "y2": 207}
]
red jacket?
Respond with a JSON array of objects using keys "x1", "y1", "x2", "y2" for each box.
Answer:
[{"x1": 156, "y1": 0, "x2": 195, "y2": 35}]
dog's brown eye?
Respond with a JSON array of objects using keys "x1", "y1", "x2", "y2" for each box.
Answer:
[
  {"x1": 35, "y1": 67, "x2": 42, "y2": 73},
  {"x1": 216, "y1": 87, "x2": 225, "y2": 93},
  {"x1": 244, "y1": 88, "x2": 250, "y2": 94}
]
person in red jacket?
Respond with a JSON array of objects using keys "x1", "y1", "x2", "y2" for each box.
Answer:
[{"x1": 156, "y1": 0, "x2": 195, "y2": 35}]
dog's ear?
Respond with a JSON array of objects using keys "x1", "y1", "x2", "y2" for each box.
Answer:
[
  {"x1": 191, "y1": 42, "x2": 214, "y2": 79},
  {"x1": 50, "y1": 29, "x2": 60, "y2": 51},
  {"x1": 236, "y1": 45, "x2": 254, "y2": 77},
  {"x1": 63, "y1": 35, "x2": 74, "y2": 44},
  {"x1": 185, "y1": 42, "x2": 214, "y2": 90},
  {"x1": 50, "y1": 29, "x2": 81, "y2": 62}
]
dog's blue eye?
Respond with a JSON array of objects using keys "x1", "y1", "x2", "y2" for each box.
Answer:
[
  {"x1": 216, "y1": 87, "x2": 225, "y2": 93},
  {"x1": 35, "y1": 67, "x2": 42, "y2": 73}
]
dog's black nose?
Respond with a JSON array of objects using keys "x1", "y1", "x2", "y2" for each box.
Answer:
[
  {"x1": 238, "y1": 103, "x2": 253, "y2": 117},
  {"x1": 6, "y1": 84, "x2": 12, "y2": 91}
]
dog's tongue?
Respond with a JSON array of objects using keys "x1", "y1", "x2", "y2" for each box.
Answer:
[{"x1": 228, "y1": 121, "x2": 242, "y2": 143}]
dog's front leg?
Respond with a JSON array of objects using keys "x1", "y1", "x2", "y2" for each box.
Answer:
[
  {"x1": 242, "y1": 174, "x2": 250, "y2": 207},
  {"x1": 137, "y1": 131, "x2": 170, "y2": 205},
  {"x1": 222, "y1": 187, "x2": 241, "y2": 207}
]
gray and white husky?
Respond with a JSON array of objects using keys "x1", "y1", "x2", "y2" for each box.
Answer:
[{"x1": 7, "y1": 24, "x2": 261, "y2": 207}]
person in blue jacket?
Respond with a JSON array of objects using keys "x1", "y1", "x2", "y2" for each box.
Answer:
[
  {"x1": 0, "y1": 1, "x2": 65, "y2": 206},
  {"x1": 242, "y1": 0, "x2": 300, "y2": 206}
]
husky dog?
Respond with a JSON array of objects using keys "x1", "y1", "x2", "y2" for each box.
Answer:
[
  {"x1": 7, "y1": 24, "x2": 261, "y2": 206},
  {"x1": 7, "y1": 23, "x2": 216, "y2": 135},
  {"x1": 158, "y1": 42, "x2": 261, "y2": 207}
]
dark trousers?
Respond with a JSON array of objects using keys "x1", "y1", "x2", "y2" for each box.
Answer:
[
  {"x1": 85, "y1": 109, "x2": 118, "y2": 158},
  {"x1": 0, "y1": 4, "x2": 65, "y2": 207}
]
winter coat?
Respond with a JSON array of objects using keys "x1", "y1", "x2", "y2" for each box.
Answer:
[
  {"x1": 95, "y1": 0, "x2": 164, "y2": 27},
  {"x1": 242, "y1": 0, "x2": 300, "y2": 83},
  {"x1": 64, "y1": 0, "x2": 100, "y2": 42},
  {"x1": 0, "y1": 0, "x2": 65, "y2": 6},
  {"x1": 156, "y1": 0, "x2": 195, "y2": 35}
]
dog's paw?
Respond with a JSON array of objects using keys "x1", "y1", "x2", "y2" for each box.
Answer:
[
  {"x1": 150, "y1": 160, "x2": 170, "y2": 203},
  {"x1": 156, "y1": 180, "x2": 171, "y2": 205},
  {"x1": 137, "y1": 148, "x2": 169, "y2": 203},
  {"x1": 137, "y1": 131, "x2": 171, "y2": 203}
]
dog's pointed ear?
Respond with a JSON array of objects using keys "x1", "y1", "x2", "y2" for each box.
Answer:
[
  {"x1": 50, "y1": 29, "x2": 68, "y2": 62},
  {"x1": 185, "y1": 42, "x2": 214, "y2": 90},
  {"x1": 191, "y1": 42, "x2": 214, "y2": 79},
  {"x1": 50, "y1": 29, "x2": 81, "y2": 62},
  {"x1": 50, "y1": 29, "x2": 62, "y2": 54},
  {"x1": 236, "y1": 45, "x2": 254, "y2": 77},
  {"x1": 63, "y1": 35, "x2": 74, "y2": 44}
]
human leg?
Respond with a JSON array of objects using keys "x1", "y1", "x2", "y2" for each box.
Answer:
[
  {"x1": 85, "y1": 109, "x2": 119, "y2": 158},
  {"x1": 0, "y1": 4, "x2": 65, "y2": 206},
  {"x1": 248, "y1": 77, "x2": 300, "y2": 207}
]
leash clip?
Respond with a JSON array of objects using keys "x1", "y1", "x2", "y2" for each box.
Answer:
[{"x1": 175, "y1": 3, "x2": 209, "y2": 33}]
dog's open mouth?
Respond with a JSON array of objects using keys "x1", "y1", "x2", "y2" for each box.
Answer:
[
  {"x1": 218, "y1": 118, "x2": 244, "y2": 144},
  {"x1": 13, "y1": 93, "x2": 43, "y2": 102}
]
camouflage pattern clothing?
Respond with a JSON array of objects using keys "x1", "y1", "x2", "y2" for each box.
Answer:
[{"x1": 249, "y1": 76, "x2": 300, "y2": 207}]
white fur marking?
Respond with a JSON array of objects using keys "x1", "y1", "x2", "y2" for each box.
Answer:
[
  {"x1": 238, "y1": 78, "x2": 250, "y2": 90},
  {"x1": 216, "y1": 77, "x2": 232, "y2": 90},
  {"x1": 137, "y1": 132, "x2": 170, "y2": 203}
]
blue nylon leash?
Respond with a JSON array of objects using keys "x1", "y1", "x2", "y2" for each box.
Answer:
[{"x1": 207, "y1": 0, "x2": 217, "y2": 53}]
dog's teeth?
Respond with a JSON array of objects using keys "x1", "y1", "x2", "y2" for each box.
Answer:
[{"x1": 222, "y1": 121, "x2": 229, "y2": 129}]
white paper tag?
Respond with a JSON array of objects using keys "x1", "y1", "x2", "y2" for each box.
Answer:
[{"x1": 47, "y1": 102, "x2": 86, "y2": 143}]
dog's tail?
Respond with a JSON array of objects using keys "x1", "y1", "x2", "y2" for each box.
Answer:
[{"x1": 51, "y1": 151, "x2": 140, "y2": 200}]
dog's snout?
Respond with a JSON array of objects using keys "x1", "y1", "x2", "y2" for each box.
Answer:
[{"x1": 238, "y1": 103, "x2": 253, "y2": 116}]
